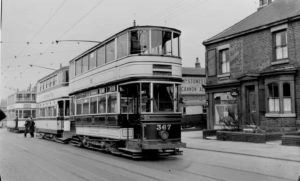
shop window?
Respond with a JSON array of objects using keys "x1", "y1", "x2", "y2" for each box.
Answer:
[
  {"x1": 214, "y1": 92, "x2": 237, "y2": 125},
  {"x1": 268, "y1": 83, "x2": 279, "y2": 112}
]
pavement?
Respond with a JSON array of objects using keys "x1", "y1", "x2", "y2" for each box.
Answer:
[{"x1": 181, "y1": 130, "x2": 300, "y2": 163}]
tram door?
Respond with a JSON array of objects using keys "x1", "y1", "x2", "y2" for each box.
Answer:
[{"x1": 58, "y1": 100, "x2": 64, "y2": 130}]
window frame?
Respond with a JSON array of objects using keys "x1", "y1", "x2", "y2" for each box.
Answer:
[
  {"x1": 273, "y1": 29, "x2": 288, "y2": 61},
  {"x1": 265, "y1": 75, "x2": 295, "y2": 117}
]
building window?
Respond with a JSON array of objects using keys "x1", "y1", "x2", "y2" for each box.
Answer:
[
  {"x1": 268, "y1": 83, "x2": 279, "y2": 112},
  {"x1": 214, "y1": 92, "x2": 237, "y2": 125},
  {"x1": 266, "y1": 79, "x2": 294, "y2": 115},
  {"x1": 283, "y1": 83, "x2": 291, "y2": 113},
  {"x1": 274, "y1": 30, "x2": 288, "y2": 60},
  {"x1": 219, "y1": 49, "x2": 229, "y2": 74}
]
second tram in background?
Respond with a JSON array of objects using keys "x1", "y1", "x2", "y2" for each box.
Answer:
[
  {"x1": 6, "y1": 89, "x2": 36, "y2": 132},
  {"x1": 35, "y1": 66, "x2": 72, "y2": 141},
  {"x1": 68, "y1": 25, "x2": 186, "y2": 158}
]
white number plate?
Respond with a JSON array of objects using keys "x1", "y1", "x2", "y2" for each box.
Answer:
[{"x1": 156, "y1": 124, "x2": 171, "y2": 131}]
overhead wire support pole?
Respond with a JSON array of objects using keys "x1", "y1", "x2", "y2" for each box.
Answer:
[
  {"x1": 29, "y1": 64, "x2": 56, "y2": 71},
  {"x1": 55, "y1": 40, "x2": 102, "y2": 44}
]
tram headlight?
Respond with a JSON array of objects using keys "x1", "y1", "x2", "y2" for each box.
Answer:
[{"x1": 159, "y1": 131, "x2": 169, "y2": 140}]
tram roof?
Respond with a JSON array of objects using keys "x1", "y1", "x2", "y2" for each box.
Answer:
[
  {"x1": 69, "y1": 25, "x2": 181, "y2": 64},
  {"x1": 36, "y1": 66, "x2": 69, "y2": 83}
]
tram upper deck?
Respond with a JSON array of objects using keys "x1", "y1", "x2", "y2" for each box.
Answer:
[{"x1": 69, "y1": 26, "x2": 182, "y2": 94}]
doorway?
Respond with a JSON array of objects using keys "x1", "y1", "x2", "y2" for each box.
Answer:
[{"x1": 245, "y1": 85, "x2": 257, "y2": 126}]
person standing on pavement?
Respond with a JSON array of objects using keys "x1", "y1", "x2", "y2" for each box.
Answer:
[
  {"x1": 24, "y1": 117, "x2": 30, "y2": 137},
  {"x1": 29, "y1": 117, "x2": 35, "y2": 138}
]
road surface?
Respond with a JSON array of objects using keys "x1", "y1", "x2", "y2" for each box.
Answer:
[{"x1": 0, "y1": 129, "x2": 297, "y2": 181}]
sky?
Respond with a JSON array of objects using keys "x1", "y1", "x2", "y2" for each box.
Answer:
[{"x1": 0, "y1": 0, "x2": 258, "y2": 99}]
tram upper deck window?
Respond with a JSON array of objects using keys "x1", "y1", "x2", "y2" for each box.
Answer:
[
  {"x1": 130, "y1": 30, "x2": 149, "y2": 54},
  {"x1": 106, "y1": 40, "x2": 115, "y2": 63},
  {"x1": 82, "y1": 55, "x2": 89, "y2": 73},
  {"x1": 151, "y1": 30, "x2": 172, "y2": 56},
  {"x1": 153, "y1": 83, "x2": 174, "y2": 112},
  {"x1": 97, "y1": 46, "x2": 105, "y2": 67},
  {"x1": 89, "y1": 52, "x2": 96, "y2": 70},
  {"x1": 173, "y1": 32, "x2": 180, "y2": 57},
  {"x1": 117, "y1": 33, "x2": 128, "y2": 59},
  {"x1": 75, "y1": 58, "x2": 82, "y2": 75}
]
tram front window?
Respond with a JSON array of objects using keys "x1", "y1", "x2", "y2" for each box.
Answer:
[
  {"x1": 23, "y1": 110, "x2": 31, "y2": 118},
  {"x1": 153, "y1": 83, "x2": 174, "y2": 112},
  {"x1": 120, "y1": 83, "x2": 140, "y2": 114},
  {"x1": 141, "y1": 83, "x2": 151, "y2": 112},
  {"x1": 151, "y1": 30, "x2": 172, "y2": 56}
]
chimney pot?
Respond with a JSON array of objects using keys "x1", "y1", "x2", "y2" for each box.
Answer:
[{"x1": 195, "y1": 57, "x2": 200, "y2": 68}]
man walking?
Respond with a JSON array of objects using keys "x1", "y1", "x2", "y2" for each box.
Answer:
[
  {"x1": 24, "y1": 117, "x2": 30, "y2": 137},
  {"x1": 29, "y1": 117, "x2": 35, "y2": 138}
]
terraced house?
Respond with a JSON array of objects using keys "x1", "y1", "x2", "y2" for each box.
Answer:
[{"x1": 203, "y1": 0, "x2": 300, "y2": 132}]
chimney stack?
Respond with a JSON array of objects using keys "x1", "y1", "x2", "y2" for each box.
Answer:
[
  {"x1": 195, "y1": 57, "x2": 200, "y2": 68},
  {"x1": 258, "y1": 0, "x2": 272, "y2": 10}
]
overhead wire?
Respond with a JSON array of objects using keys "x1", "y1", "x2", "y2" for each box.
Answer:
[
  {"x1": 13, "y1": 0, "x2": 68, "y2": 59},
  {"x1": 33, "y1": 0, "x2": 106, "y2": 67}
]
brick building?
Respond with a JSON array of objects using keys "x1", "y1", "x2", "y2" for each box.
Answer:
[
  {"x1": 181, "y1": 58, "x2": 206, "y2": 128},
  {"x1": 203, "y1": 0, "x2": 300, "y2": 132}
]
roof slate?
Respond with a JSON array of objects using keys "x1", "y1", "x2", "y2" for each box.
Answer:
[{"x1": 203, "y1": 0, "x2": 300, "y2": 45}]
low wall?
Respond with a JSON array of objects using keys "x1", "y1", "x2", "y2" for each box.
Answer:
[
  {"x1": 216, "y1": 131, "x2": 282, "y2": 143},
  {"x1": 282, "y1": 132, "x2": 300, "y2": 146}
]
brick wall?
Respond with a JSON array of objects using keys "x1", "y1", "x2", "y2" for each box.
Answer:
[{"x1": 205, "y1": 20, "x2": 300, "y2": 131}]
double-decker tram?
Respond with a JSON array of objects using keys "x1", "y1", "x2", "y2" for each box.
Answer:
[
  {"x1": 69, "y1": 25, "x2": 186, "y2": 158},
  {"x1": 35, "y1": 66, "x2": 72, "y2": 141},
  {"x1": 6, "y1": 90, "x2": 36, "y2": 132}
]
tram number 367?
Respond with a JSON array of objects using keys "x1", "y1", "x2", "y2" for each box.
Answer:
[{"x1": 156, "y1": 124, "x2": 171, "y2": 131}]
